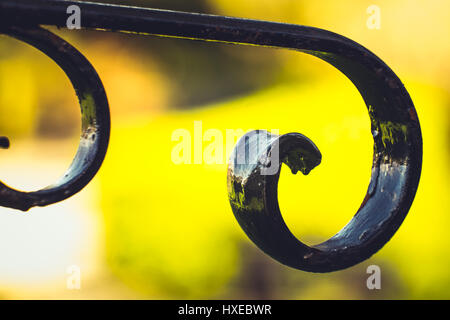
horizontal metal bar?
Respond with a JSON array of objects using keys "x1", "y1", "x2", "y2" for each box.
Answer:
[{"x1": 0, "y1": 0, "x2": 362, "y2": 51}]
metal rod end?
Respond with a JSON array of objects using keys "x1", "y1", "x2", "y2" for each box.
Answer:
[{"x1": 0, "y1": 136, "x2": 10, "y2": 149}]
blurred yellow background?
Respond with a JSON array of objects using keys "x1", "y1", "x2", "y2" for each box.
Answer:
[{"x1": 0, "y1": 0, "x2": 448, "y2": 299}]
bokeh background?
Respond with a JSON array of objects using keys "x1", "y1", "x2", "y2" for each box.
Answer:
[{"x1": 0, "y1": 0, "x2": 448, "y2": 299}]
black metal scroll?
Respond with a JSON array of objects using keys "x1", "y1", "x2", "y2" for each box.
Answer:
[
  {"x1": 0, "y1": 24, "x2": 110, "y2": 211},
  {"x1": 0, "y1": 0, "x2": 422, "y2": 272}
]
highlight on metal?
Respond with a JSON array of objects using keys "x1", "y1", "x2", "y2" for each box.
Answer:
[{"x1": 0, "y1": 0, "x2": 422, "y2": 272}]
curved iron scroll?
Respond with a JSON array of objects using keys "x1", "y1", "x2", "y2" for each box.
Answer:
[
  {"x1": 0, "y1": 0, "x2": 422, "y2": 272},
  {"x1": 0, "y1": 24, "x2": 110, "y2": 211}
]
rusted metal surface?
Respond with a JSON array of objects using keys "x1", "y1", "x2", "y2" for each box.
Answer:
[{"x1": 0, "y1": 0, "x2": 422, "y2": 272}]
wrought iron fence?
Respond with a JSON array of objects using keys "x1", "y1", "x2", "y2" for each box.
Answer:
[{"x1": 0, "y1": 0, "x2": 422, "y2": 272}]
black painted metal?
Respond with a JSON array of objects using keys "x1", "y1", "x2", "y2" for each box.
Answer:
[
  {"x1": 0, "y1": 136, "x2": 10, "y2": 149},
  {"x1": 0, "y1": 0, "x2": 422, "y2": 272},
  {"x1": 0, "y1": 25, "x2": 110, "y2": 211}
]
